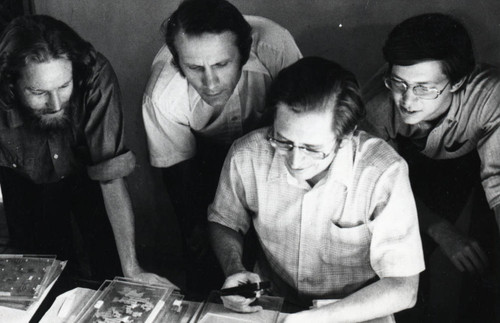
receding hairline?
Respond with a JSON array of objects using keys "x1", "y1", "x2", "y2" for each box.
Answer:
[{"x1": 172, "y1": 27, "x2": 239, "y2": 47}]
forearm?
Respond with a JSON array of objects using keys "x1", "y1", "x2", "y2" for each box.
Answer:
[
  {"x1": 208, "y1": 222, "x2": 246, "y2": 277},
  {"x1": 100, "y1": 178, "x2": 140, "y2": 276},
  {"x1": 414, "y1": 195, "x2": 450, "y2": 240},
  {"x1": 291, "y1": 275, "x2": 419, "y2": 323}
]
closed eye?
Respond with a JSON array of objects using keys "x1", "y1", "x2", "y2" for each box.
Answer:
[
  {"x1": 303, "y1": 146, "x2": 322, "y2": 153},
  {"x1": 187, "y1": 65, "x2": 203, "y2": 71},
  {"x1": 30, "y1": 90, "x2": 46, "y2": 96},
  {"x1": 415, "y1": 85, "x2": 432, "y2": 92},
  {"x1": 59, "y1": 81, "x2": 72, "y2": 89}
]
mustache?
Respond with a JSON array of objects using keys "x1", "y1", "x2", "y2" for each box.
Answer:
[{"x1": 35, "y1": 104, "x2": 68, "y2": 115}]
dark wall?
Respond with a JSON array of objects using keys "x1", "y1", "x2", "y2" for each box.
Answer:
[{"x1": 33, "y1": 0, "x2": 500, "y2": 265}]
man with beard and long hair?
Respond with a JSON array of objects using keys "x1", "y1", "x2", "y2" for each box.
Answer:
[{"x1": 0, "y1": 15, "x2": 176, "y2": 286}]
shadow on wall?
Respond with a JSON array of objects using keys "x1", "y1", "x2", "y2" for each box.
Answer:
[{"x1": 296, "y1": 23, "x2": 393, "y2": 85}]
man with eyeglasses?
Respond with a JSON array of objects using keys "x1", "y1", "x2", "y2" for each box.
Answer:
[
  {"x1": 361, "y1": 13, "x2": 500, "y2": 320},
  {"x1": 208, "y1": 57, "x2": 424, "y2": 322}
]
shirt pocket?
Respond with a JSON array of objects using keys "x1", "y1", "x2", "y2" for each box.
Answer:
[
  {"x1": 0, "y1": 144, "x2": 36, "y2": 175},
  {"x1": 320, "y1": 221, "x2": 371, "y2": 267}
]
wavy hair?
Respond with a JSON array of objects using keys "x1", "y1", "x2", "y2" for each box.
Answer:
[
  {"x1": 267, "y1": 57, "x2": 365, "y2": 146},
  {"x1": 162, "y1": 0, "x2": 252, "y2": 75},
  {"x1": 0, "y1": 15, "x2": 96, "y2": 108}
]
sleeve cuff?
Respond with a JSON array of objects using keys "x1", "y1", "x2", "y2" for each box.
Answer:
[{"x1": 150, "y1": 151, "x2": 195, "y2": 168}]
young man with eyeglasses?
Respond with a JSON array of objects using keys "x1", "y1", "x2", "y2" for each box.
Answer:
[
  {"x1": 208, "y1": 57, "x2": 424, "y2": 322},
  {"x1": 361, "y1": 13, "x2": 500, "y2": 320}
]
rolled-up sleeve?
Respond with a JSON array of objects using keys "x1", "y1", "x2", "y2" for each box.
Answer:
[
  {"x1": 369, "y1": 160, "x2": 426, "y2": 278},
  {"x1": 83, "y1": 54, "x2": 136, "y2": 181},
  {"x1": 142, "y1": 93, "x2": 196, "y2": 167}
]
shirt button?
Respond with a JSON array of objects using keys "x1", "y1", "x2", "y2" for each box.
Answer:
[
  {"x1": 12, "y1": 163, "x2": 17, "y2": 168},
  {"x1": 61, "y1": 176, "x2": 65, "y2": 179},
  {"x1": 53, "y1": 154, "x2": 59, "y2": 159}
]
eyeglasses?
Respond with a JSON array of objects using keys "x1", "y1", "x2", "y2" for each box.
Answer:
[
  {"x1": 384, "y1": 77, "x2": 450, "y2": 100},
  {"x1": 267, "y1": 134, "x2": 333, "y2": 160}
]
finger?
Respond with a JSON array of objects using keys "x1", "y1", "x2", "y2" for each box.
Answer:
[
  {"x1": 470, "y1": 242, "x2": 489, "y2": 267},
  {"x1": 451, "y1": 256, "x2": 465, "y2": 272},
  {"x1": 456, "y1": 253, "x2": 476, "y2": 273},
  {"x1": 222, "y1": 296, "x2": 260, "y2": 313},
  {"x1": 144, "y1": 274, "x2": 180, "y2": 289},
  {"x1": 225, "y1": 302, "x2": 262, "y2": 313},
  {"x1": 244, "y1": 272, "x2": 262, "y2": 284},
  {"x1": 223, "y1": 295, "x2": 255, "y2": 306},
  {"x1": 463, "y1": 246, "x2": 486, "y2": 274},
  {"x1": 228, "y1": 273, "x2": 261, "y2": 287},
  {"x1": 159, "y1": 279, "x2": 180, "y2": 289}
]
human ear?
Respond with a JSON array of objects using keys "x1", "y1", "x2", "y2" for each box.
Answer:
[{"x1": 450, "y1": 77, "x2": 467, "y2": 92}]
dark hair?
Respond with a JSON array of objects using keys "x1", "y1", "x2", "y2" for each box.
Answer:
[
  {"x1": 383, "y1": 13, "x2": 475, "y2": 85},
  {"x1": 0, "y1": 15, "x2": 96, "y2": 108},
  {"x1": 162, "y1": 0, "x2": 252, "y2": 73},
  {"x1": 267, "y1": 57, "x2": 365, "y2": 145}
]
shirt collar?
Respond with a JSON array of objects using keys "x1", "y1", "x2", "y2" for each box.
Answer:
[
  {"x1": 325, "y1": 136, "x2": 354, "y2": 188},
  {"x1": 267, "y1": 145, "x2": 288, "y2": 183}
]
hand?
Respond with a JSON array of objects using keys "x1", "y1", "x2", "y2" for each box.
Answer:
[
  {"x1": 278, "y1": 311, "x2": 311, "y2": 323},
  {"x1": 432, "y1": 222, "x2": 488, "y2": 273},
  {"x1": 221, "y1": 271, "x2": 263, "y2": 313},
  {"x1": 278, "y1": 313, "x2": 298, "y2": 323},
  {"x1": 125, "y1": 267, "x2": 180, "y2": 289}
]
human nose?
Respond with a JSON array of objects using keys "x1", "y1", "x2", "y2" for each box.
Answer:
[
  {"x1": 48, "y1": 91, "x2": 62, "y2": 112},
  {"x1": 203, "y1": 68, "x2": 219, "y2": 89},
  {"x1": 400, "y1": 88, "x2": 417, "y2": 110},
  {"x1": 288, "y1": 147, "x2": 306, "y2": 168}
]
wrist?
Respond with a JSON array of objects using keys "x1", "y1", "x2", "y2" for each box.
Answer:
[
  {"x1": 226, "y1": 264, "x2": 247, "y2": 277},
  {"x1": 428, "y1": 220, "x2": 457, "y2": 244},
  {"x1": 121, "y1": 260, "x2": 143, "y2": 277}
]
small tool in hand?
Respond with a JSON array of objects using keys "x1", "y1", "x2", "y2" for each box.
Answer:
[{"x1": 219, "y1": 281, "x2": 271, "y2": 298}]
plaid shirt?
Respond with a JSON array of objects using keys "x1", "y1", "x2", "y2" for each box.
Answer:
[{"x1": 208, "y1": 127, "x2": 425, "y2": 303}]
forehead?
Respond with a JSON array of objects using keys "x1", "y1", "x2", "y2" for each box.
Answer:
[
  {"x1": 174, "y1": 30, "x2": 239, "y2": 63},
  {"x1": 274, "y1": 104, "x2": 335, "y2": 143},
  {"x1": 18, "y1": 58, "x2": 73, "y2": 90},
  {"x1": 391, "y1": 60, "x2": 447, "y2": 83}
]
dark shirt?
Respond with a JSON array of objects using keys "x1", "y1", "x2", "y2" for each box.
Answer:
[{"x1": 0, "y1": 53, "x2": 135, "y2": 184}]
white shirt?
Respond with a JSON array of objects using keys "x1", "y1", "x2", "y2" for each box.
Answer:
[{"x1": 142, "y1": 16, "x2": 302, "y2": 167}]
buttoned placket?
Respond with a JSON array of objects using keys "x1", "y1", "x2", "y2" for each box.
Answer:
[
  {"x1": 296, "y1": 188, "x2": 317, "y2": 293},
  {"x1": 226, "y1": 86, "x2": 243, "y2": 140},
  {"x1": 47, "y1": 136, "x2": 66, "y2": 179},
  {"x1": 294, "y1": 142, "x2": 352, "y2": 294}
]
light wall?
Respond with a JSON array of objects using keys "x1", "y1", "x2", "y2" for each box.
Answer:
[{"x1": 33, "y1": 0, "x2": 500, "y2": 259}]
